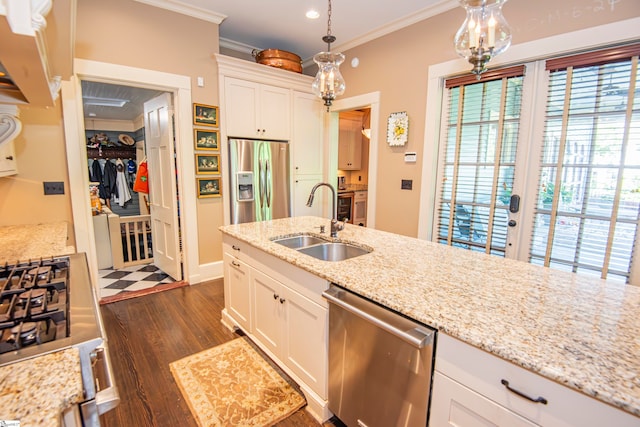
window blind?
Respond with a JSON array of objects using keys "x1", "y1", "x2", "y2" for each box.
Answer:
[
  {"x1": 437, "y1": 67, "x2": 525, "y2": 255},
  {"x1": 530, "y1": 44, "x2": 640, "y2": 283}
]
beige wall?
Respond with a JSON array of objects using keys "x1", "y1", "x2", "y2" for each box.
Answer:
[
  {"x1": 0, "y1": 101, "x2": 76, "y2": 245},
  {"x1": 339, "y1": 0, "x2": 639, "y2": 237},
  {"x1": 75, "y1": 0, "x2": 223, "y2": 264}
]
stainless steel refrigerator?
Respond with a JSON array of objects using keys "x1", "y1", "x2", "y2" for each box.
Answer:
[{"x1": 228, "y1": 138, "x2": 291, "y2": 224}]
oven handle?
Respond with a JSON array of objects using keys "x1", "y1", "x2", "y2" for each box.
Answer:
[
  {"x1": 94, "y1": 342, "x2": 120, "y2": 415},
  {"x1": 80, "y1": 340, "x2": 120, "y2": 426}
]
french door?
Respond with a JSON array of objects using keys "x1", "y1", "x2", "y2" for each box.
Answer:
[{"x1": 435, "y1": 44, "x2": 640, "y2": 285}]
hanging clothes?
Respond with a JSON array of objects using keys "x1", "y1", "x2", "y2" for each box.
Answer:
[
  {"x1": 89, "y1": 159, "x2": 107, "y2": 200},
  {"x1": 127, "y1": 159, "x2": 137, "y2": 189},
  {"x1": 133, "y1": 159, "x2": 149, "y2": 194},
  {"x1": 103, "y1": 159, "x2": 118, "y2": 200},
  {"x1": 114, "y1": 158, "x2": 132, "y2": 207}
]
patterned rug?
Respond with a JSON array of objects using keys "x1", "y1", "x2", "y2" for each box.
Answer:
[{"x1": 169, "y1": 337, "x2": 306, "y2": 426}]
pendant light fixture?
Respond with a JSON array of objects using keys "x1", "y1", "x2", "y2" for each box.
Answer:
[
  {"x1": 454, "y1": 0, "x2": 511, "y2": 77},
  {"x1": 312, "y1": 0, "x2": 345, "y2": 111}
]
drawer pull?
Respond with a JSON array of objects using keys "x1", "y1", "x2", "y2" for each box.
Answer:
[
  {"x1": 231, "y1": 261, "x2": 241, "y2": 268},
  {"x1": 232, "y1": 245, "x2": 241, "y2": 251},
  {"x1": 273, "y1": 293, "x2": 279, "y2": 300},
  {"x1": 501, "y1": 379, "x2": 548, "y2": 405}
]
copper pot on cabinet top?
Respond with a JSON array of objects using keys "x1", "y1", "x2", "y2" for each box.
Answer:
[{"x1": 252, "y1": 49, "x2": 303, "y2": 74}]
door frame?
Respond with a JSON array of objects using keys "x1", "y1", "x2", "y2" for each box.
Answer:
[
  {"x1": 61, "y1": 59, "x2": 199, "y2": 287},
  {"x1": 330, "y1": 92, "x2": 380, "y2": 228}
]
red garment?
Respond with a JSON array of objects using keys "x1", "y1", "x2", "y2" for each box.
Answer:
[{"x1": 133, "y1": 160, "x2": 149, "y2": 194}]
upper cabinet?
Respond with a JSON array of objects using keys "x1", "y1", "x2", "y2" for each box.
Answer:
[
  {"x1": 0, "y1": 0, "x2": 74, "y2": 107},
  {"x1": 224, "y1": 78, "x2": 291, "y2": 140},
  {"x1": 338, "y1": 113, "x2": 363, "y2": 170}
]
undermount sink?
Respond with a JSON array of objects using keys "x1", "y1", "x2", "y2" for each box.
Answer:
[
  {"x1": 297, "y1": 242, "x2": 371, "y2": 262},
  {"x1": 272, "y1": 234, "x2": 371, "y2": 261},
  {"x1": 273, "y1": 235, "x2": 328, "y2": 249}
]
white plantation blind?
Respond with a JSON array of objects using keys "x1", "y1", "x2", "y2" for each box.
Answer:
[
  {"x1": 530, "y1": 44, "x2": 640, "y2": 284},
  {"x1": 437, "y1": 66, "x2": 525, "y2": 256}
]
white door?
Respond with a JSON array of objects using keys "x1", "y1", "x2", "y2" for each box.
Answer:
[{"x1": 144, "y1": 93, "x2": 182, "y2": 280}]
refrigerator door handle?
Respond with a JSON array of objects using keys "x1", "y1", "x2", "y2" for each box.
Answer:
[
  {"x1": 265, "y1": 159, "x2": 272, "y2": 208},
  {"x1": 258, "y1": 148, "x2": 266, "y2": 210}
]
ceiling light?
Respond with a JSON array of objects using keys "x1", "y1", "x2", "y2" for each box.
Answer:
[
  {"x1": 306, "y1": 9, "x2": 320, "y2": 19},
  {"x1": 311, "y1": 0, "x2": 345, "y2": 111},
  {"x1": 83, "y1": 96, "x2": 129, "y2": 107},
  {"x1": 454, "y1": 0, "x2": 512, "y2": 76}
]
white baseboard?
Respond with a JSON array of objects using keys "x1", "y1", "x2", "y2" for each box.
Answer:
[{"x1": 189, "y1": 260, "x2": 223, "y2": 284}]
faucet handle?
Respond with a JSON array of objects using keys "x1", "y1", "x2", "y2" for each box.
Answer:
[{"x1": 318, "y1": 225, "x2": 325, "y2": 234}]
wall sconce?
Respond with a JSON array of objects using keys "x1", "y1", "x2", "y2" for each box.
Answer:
[{"x1": 454, "y1": 0, "x2": 511, "y2": 76}]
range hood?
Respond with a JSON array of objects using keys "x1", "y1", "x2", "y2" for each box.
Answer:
[{"x1": 0, "y1": 0, "x2": 74, "y2": 108}]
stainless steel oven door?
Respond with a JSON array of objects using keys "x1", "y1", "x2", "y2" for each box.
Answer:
[{"x1": 80, "y1": 342, "x2": 120, "y2": 426}]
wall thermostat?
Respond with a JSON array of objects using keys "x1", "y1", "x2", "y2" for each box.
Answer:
[{"x1": 404, "y1": 152, "x2": 417, "y2": 163}]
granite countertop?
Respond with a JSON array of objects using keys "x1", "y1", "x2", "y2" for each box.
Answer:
[
  {"x1": 0, "y1": 348, "x2": 84, "y2": 426},
  {"x1": 220, "y1": 216, "x2": 640, "y2": 417},
  {"x1": 0, "y1": 222, "x2": 75, "y2": 263},
  {"x1": 337, "y1": 183, "x2": 368, "y2": 193}
]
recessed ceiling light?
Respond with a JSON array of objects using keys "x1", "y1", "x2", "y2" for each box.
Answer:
[{"x1": 306, "y1": 9, "x2": 320, "y2": 19}]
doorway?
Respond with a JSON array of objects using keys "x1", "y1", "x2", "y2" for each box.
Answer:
[
  {"x1": 330, "y1": 92, "x2": 381, "y2": 229},
  {"x1": 60, "y1": 59, "x2": 198, "y2": 290}
]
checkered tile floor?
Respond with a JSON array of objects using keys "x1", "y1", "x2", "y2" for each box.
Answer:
[{"x1": 98, "y1": 264, "x2": 175, "y2": 299}]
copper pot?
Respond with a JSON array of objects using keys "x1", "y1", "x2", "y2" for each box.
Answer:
[{"x1": 253, "y1": 49, "x2": 302, "y2": 74}]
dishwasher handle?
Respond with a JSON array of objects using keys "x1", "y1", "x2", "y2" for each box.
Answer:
[{"x1": 323, "y1": 286, "x2": 434, "y2": 349}]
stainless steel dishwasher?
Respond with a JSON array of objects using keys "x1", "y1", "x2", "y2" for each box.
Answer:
[{"x1": 323, "y1": 285, "x2": 436, "y2": 427}]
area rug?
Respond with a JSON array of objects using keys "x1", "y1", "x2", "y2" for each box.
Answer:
[{"x1": 169, "y1": 337, "x2": 306, "y2": 427}]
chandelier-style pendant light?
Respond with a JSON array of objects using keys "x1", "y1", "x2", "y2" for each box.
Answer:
[
  {"x1": 454, "y1": 0, "x2": 512, "y2": 77},
  {"x1": 312, "y1": 0, "x2": 345, "y2": 111}
]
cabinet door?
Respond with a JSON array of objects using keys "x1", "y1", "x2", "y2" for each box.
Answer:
[
  {"x1": 223, "y1": 253, "x2": 252, "y2": 331},
  {"x1": 292, "y1": 92, "x2": 323, "y2": 175},
  {"x1": 225, "y1": 77, "x2": 260, "y2": 138},
  {"x1": 252, "y1": 269, "x2": 284, "y2": 356},
  {"x1": 0, "y1": 141, "x2": 17, "y2": 177},
  {"x1": 260, "y1": 85, "x2": 291, "y2": 140},
  {"x1": 338, "y1": 118, "x2": 362, "y2": 170},
  {"x1": 281, "y1": 286, "x2": 328, "y2": 398},
  {"x1": 430, "y1": 372, "x2": 538, "y2": 427},
  {"x1": 293, "y1": 175, "x2": 324, "y2": 217},
  {"x1": 353, "y1": 192, "x2": 367, "y2": 226}
]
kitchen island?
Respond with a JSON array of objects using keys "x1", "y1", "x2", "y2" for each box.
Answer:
[{"x1": 220, "y1": 216, "x2": 640, "y2": 423}]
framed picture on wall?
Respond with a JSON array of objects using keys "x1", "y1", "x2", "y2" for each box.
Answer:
[
  {"x1": 195, "y1": 154, "x2": 220, "y2": 174},
  {"x1": 194, "y1": 129, "x2": 219, "y2": 151},
  {"x1": 193, "y1": 103, "x2": 219, "y2": 127},
  {"x1": 197, "y1": 177, "x2": 221, "y2": 198}
]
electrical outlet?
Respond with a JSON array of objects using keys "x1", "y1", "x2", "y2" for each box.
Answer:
[{"x1": 43, "y1": 181, "x2": 65, "y2": 195}]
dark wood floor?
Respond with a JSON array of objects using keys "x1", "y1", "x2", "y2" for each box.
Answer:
[{"x1": 99, "y1": 278, "x2": 335, "y2": 427}]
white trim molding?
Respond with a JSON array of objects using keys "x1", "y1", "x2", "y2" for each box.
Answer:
[{"x1": 134, "y1": 0, "x2": 226, "y2": 24}]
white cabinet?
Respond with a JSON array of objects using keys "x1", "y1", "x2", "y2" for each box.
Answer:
[
  {"x1": 0, "y1": 141, "x2": 17, "y2": 177},
  {"x1": 292, "y1": 91, "x2": 324, "y2": 217},
  {"x1": 252, "y1": 268, "x2": 327, "y2": 395},
  {"x1": 353, "y1": 191, "x2": 367, "y2": 226},
  {"x1": 221, "y1": 234, "x2": 330, "y2": 422},
  {"x1": 223, "y1": 249, "x2": 252, "y2": 332},
  {"x1": 224, "y1": 77, "x2": 291, "y2": 140},
  {"x1": 338, "y1": 116, "x2": 362, "y2": 170},
  {"x1": 430, "y1": 333, "x2": 639, "y2": 427}
]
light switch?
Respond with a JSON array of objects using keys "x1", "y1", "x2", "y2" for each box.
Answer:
[{"x1": 197, "y1": 76, "x2": 204, "y2": 87}]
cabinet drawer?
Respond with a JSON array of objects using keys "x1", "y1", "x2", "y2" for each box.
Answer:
[
  {"x1": 354, "y1": 191, "x2": 367, "y2": 200},
  {"x1": 435, "y1": 334, "x2": 639, "y2": 427},
  {"x1": 431, "y1": 372, "x2": 537, "y2": 427},
  {"x1": 222, "y1": 236, "x2": 253, "y2": 264}
]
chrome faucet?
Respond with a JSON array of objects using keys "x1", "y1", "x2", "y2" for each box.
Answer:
[{"x1": 306, "y1": 182, "x2": 345, "y2": 238}]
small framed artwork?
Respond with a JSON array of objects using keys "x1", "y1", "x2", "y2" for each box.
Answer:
[
  {"x1": 387, "y1": 111, "x2": 409, "y2": 146},
  {"x1": 194, "y1": 129, "x2": 219, "y2": 151},
  {"x1": 193, "y1": 103, "x2": 219, "y2": 127},
  {"x1": 195, "y1": 154, "x2": 220, "y2": 175},
  {"x1": 197, "y1": 177, "x2": 221, "y2": 198}
]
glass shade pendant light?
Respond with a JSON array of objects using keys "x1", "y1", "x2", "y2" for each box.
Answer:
[
  {"x1": 454, "y1": 0, "x2": 511, "y2": 76},
  {"x1": 312, "y1": 0, "x2": 345, "y2": 111}
]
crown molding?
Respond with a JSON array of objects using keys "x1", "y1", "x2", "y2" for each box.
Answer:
[
  {"x1": 219, "y1": 37, "x2": 259, "y2": 56},
  {"x1": 134, "y1": 0, "x2": 226, "y2": 24},
  {"x1": 332, "y1": 0, "x2": 458, "y2": 56}
]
